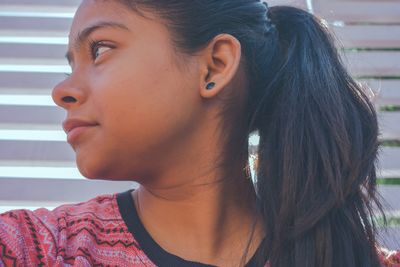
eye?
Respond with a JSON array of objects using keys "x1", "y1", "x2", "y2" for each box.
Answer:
[{"x1": 89, "y1": 40, "x2": 113, "y2": 61}]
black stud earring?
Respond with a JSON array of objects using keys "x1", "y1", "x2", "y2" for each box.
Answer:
[{"x1": 206, "y1": 82, "x2": 216, "y2": 90}]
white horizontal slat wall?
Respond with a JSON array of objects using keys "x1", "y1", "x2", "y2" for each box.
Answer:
[
  {"x1": 0, "y1": 0, "x2": 135, "y2": 213},
  {"x1": 313, "y1": 1, "x2": 400, "y2": 24}
]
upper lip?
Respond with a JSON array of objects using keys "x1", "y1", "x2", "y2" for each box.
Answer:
[{"x1": 62, "y1": 118, "x2": 98, "y2": 134}]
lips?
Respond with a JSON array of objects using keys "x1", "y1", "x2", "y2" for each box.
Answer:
[
  {"x1": 62, "y1": 118, "x2": 98, "y2": 134},
  {"x1": 62, "y1": 118, "x2": 98, "y2": 144}
]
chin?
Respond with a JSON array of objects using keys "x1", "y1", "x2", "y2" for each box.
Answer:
[
  {"x1": 77, "y1": 166, "x2": 101, "y2": 180},
  {"x1": 75, "y1": 152, "x2": 145, "y2": 181},
  {"x1": 76, "y1": 157, "x2": 107, "y2": 179},
  {"x1": 76, "y1": 161, "x2": 128, "y2": 181}
]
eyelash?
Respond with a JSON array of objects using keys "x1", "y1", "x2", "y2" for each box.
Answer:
[
  {"x1": 88, "y1": 39, "x2": 114, "y2": 61},
  {"x1": 64, "y1": 39, "x2": 114, "y2": 73}
]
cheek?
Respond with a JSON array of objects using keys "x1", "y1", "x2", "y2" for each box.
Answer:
[
  {"x1": 94, "y1": 56, "x2": 181, "y2": 129},
  {"x1": 99, "y1": 46, "x2": 195, "y2": 128},
  {"x1": 81, "y1": 53, "x2": 199, "y2": 178}
]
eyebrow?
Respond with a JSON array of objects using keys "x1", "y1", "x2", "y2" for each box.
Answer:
[{"x1": 65, "y1": 21, "x2": 130, "y2": 65}]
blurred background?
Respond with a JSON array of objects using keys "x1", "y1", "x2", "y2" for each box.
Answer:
[{"x1": 0, "y1": 0, "x2": 399, "y2": 249}]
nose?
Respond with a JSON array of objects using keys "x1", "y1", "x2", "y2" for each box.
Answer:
[{"x1": 51, "y1": 75, "x2": 86, "y2": 110}]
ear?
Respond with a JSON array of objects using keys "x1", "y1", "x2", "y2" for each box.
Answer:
[{"x1": 198, "y1": 34, "x2": 242, "y2": 98}]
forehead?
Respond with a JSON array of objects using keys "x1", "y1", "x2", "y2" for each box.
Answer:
[
  {"x1": 66, "y1": 0, "x2": 178, "y2": 66},
  {"x1": 69, "y1": 0, "x2": 129, "y2": 38}
]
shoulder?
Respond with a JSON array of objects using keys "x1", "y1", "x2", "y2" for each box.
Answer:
[
  {"x1": 0, "y1": 192, "x2": 129, "y2": 266},
  {"x1": 1, "y1": 192, "x2": 120, "y2": 238},
  {"x1": 377, "y1": 246, "x2": 400, "y2": 266},
  {"x1": 376, "y1": 246, "x2": 400, "y2": 266},
  {"x1": 48, "y1": 191, "x2": 120, "y2": 222}
]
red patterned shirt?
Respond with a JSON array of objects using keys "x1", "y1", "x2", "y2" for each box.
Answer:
[{"x1": 0, "y1": 189, "x2": 399, "y2": 266}]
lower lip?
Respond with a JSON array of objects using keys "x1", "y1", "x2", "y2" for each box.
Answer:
[{"x1": 67, "y1": 125, "x2": 96, "y2": 144}]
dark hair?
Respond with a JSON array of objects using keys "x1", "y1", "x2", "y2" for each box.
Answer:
[{"x1": 117, "y1": 1, "x2": 386, "y2": 266}]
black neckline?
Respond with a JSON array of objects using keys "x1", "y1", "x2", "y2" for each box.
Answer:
[{"x1": 116, "y1": 189, "x2": 266, "y2": 267}]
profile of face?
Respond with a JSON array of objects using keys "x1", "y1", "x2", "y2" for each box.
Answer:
[
  {"x1": 52, "y1": 0, "x2": 244, "y2": 186},
  {"x1": 51, "y1": 0, "x2": 206, "y2": 182}
]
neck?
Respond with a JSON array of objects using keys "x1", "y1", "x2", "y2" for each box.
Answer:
[{"x1": 132, "y1": 168, "x2": 264, "y2": 265}]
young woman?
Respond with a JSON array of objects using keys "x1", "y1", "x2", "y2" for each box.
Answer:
[{"x1": 1, "y1": 0, "x2": 399, "y2": 266}]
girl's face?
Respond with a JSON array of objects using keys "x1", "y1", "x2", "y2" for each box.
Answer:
[{"x1": 52, "y1": 0, "x2": 202, "y2": 181}]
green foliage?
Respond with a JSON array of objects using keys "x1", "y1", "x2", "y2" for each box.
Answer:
[
  {"x1": 380, "y1": 105, "x2": 400, "y2": 112},
  {"x1": 381, "y1": 140, "x2": 400, "y2": 147},
  {"x1": 377, "y1": 178, "x2": 400, "y2": 185},
  {"x1": 376, "y1": 216, "x2": 400, "y2": 227}
]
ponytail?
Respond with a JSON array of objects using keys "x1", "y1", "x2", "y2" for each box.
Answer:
[{"x1": 250, "y1": 6, "x2": 385, "y2": 267}]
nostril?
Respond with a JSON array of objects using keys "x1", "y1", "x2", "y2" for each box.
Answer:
[{"x1": 62, "y1": 96, "x2": 77, "y2": 103}]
